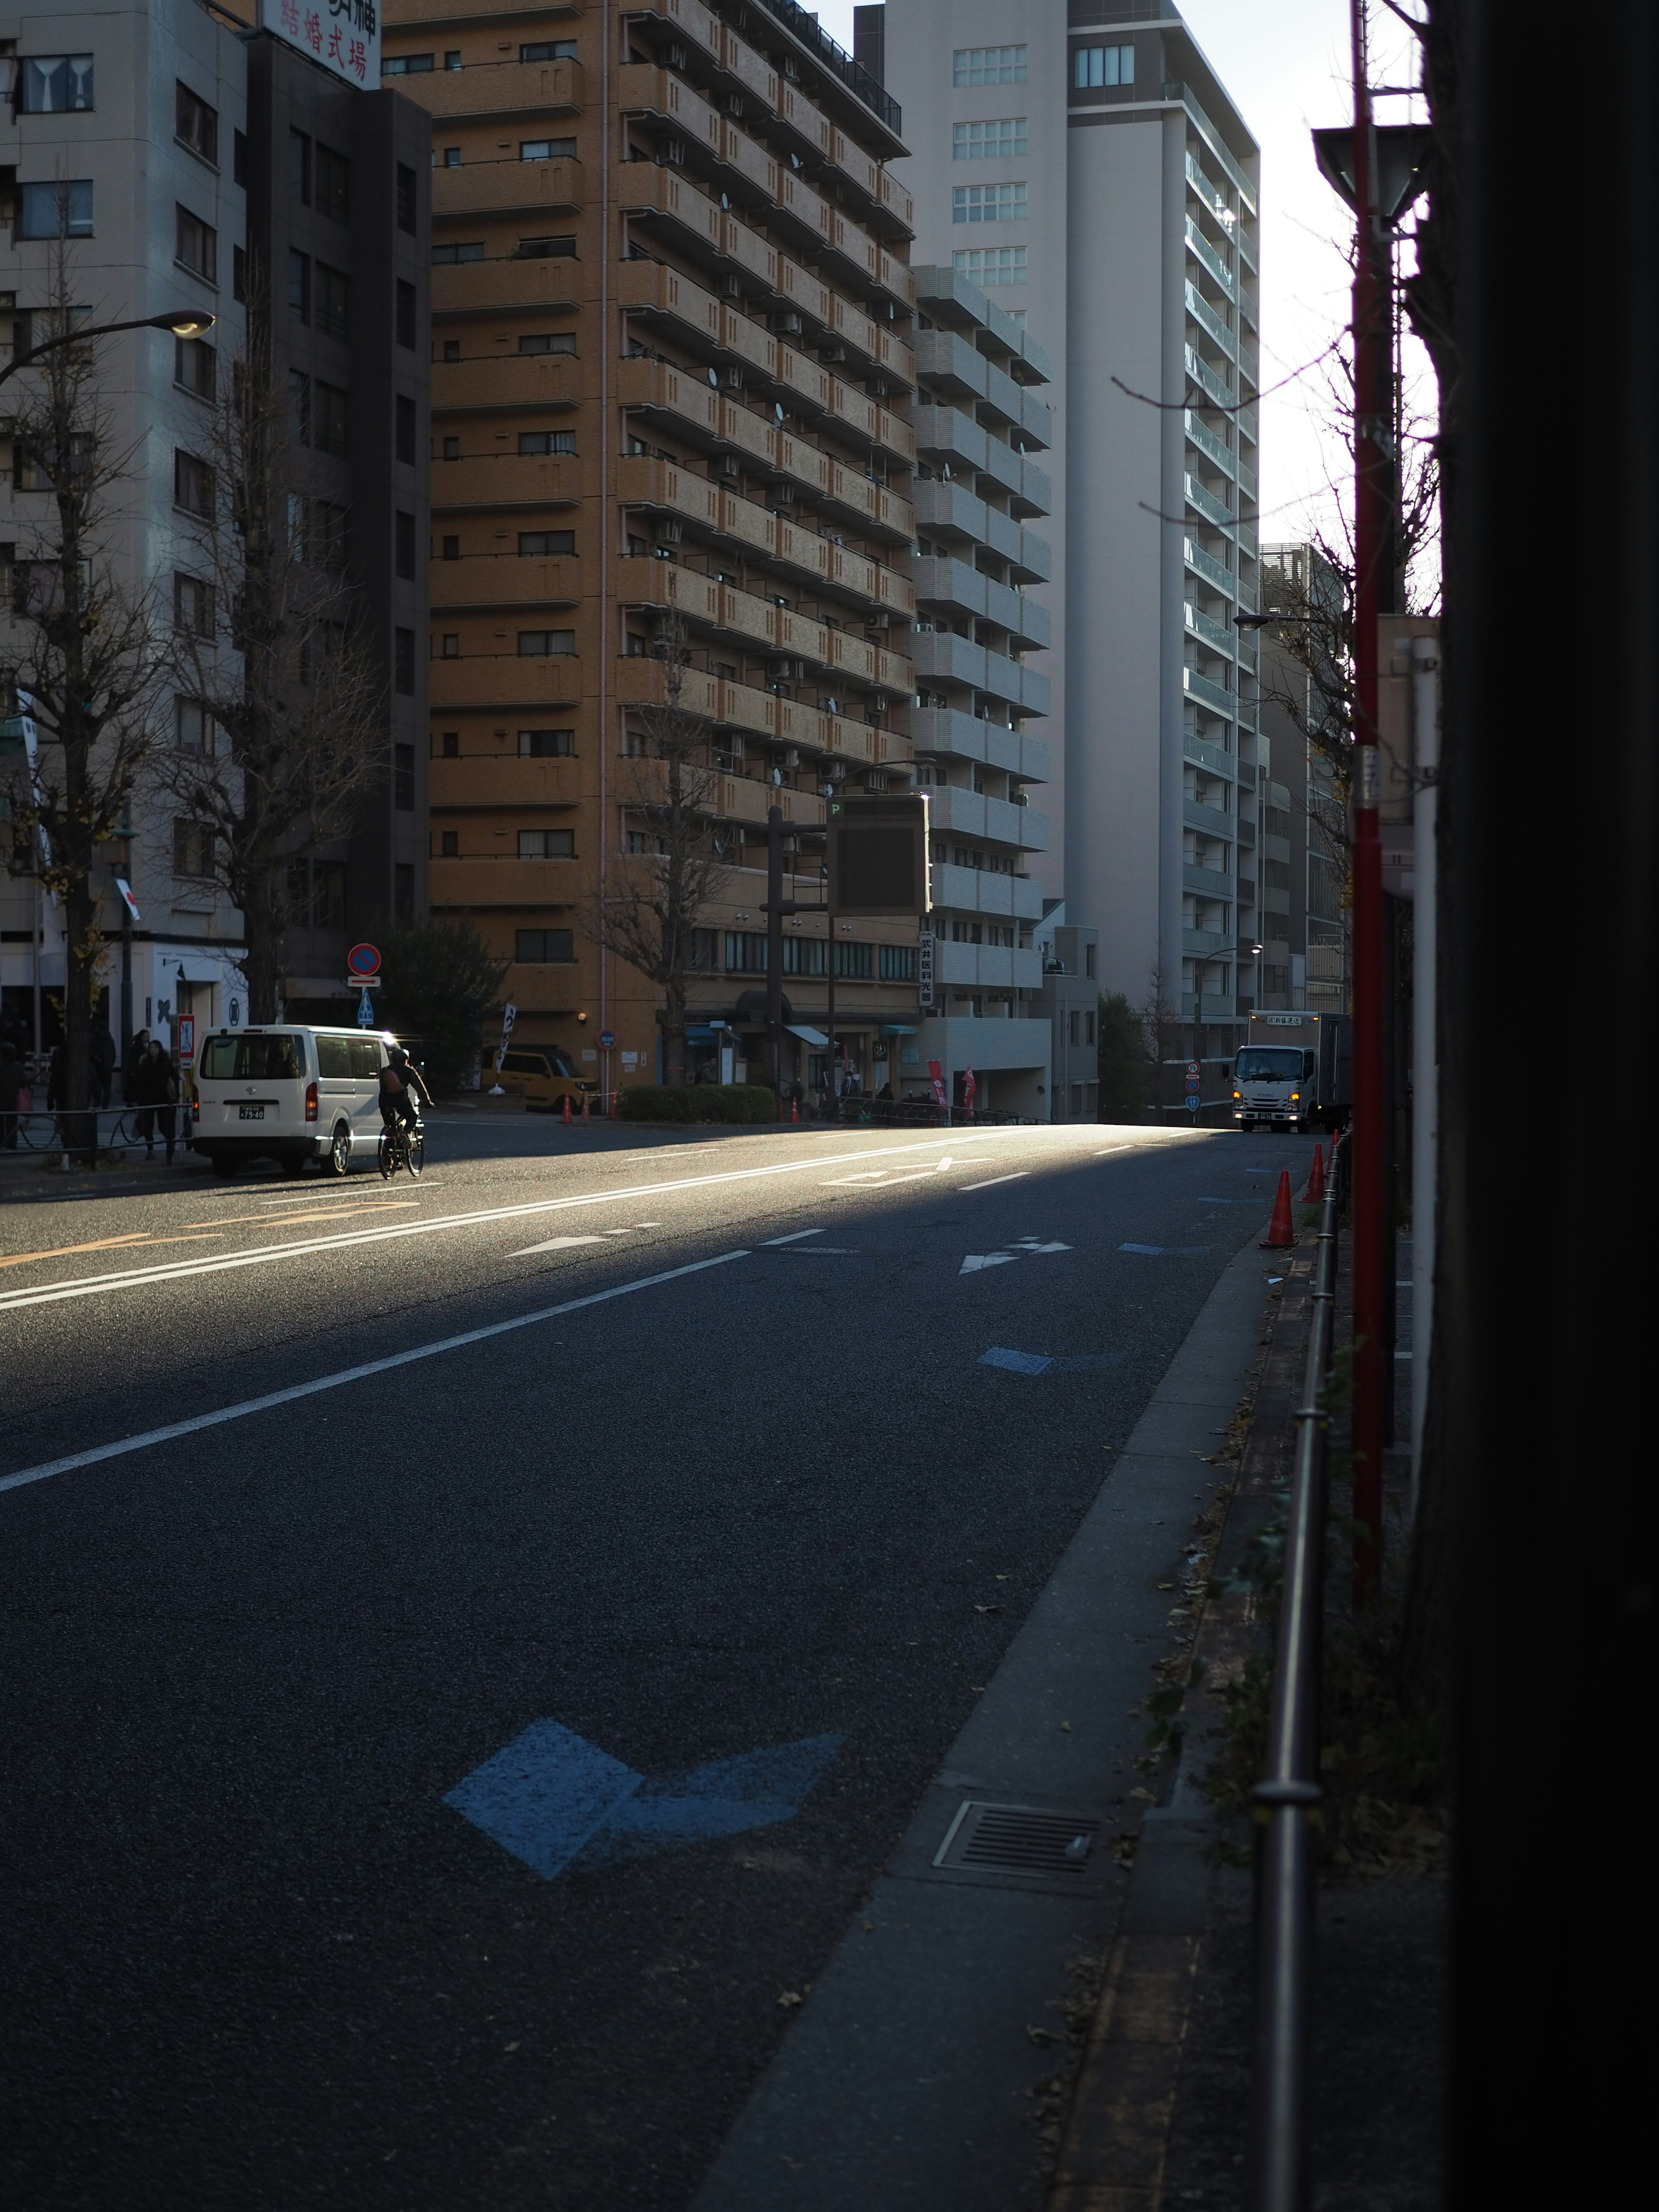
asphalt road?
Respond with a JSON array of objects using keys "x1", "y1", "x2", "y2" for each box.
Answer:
[{"x1": 0, "y1": 1113, "x2": 1313, "y2": 2209}]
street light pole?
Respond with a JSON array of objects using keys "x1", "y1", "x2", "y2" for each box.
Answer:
[
  {"x1": 1348, "y1": 0, "x2": 1389, "y2": 1602},
  {"x1": 0, "y1": 310, "x2": 215, "y2": 391}
]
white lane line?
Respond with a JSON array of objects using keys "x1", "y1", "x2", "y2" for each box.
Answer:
[
  {"x1": 763, "y1": 1228, "x2": 825, "y2": 1246},
  {"x1": 509, "y1": 1235, "x2": 605, "y2": 1256},
  {"x1": 0, "y1": 1128, "x2": 1047, "y2": 1314},
  {"x1": 961, "y1": 1172, "x2": 1030, "y2": 1192},
  {"x1": 0, "y1": 1252, "x2": 750, "y2": 1499}
]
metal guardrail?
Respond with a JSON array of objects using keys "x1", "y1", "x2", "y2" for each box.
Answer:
[
  {"x1": 0, "y1": 1108, "x2": 185, "y2": 1158},
  {"x1": 1249, "y1": 1130, "x2": 1345, "y2": 2212}
]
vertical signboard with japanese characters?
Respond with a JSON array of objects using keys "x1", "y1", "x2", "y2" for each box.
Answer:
[{"x1": 261, "y1": 0, "x2": 381, "y2": 90}]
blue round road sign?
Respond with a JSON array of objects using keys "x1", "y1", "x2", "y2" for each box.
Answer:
[
  {"x1": 348, "y1": 942, "x2": 381, "y2": 979},
  {"x1": 598, "y1": 1029, "x2": 617, "y2": 1050}
]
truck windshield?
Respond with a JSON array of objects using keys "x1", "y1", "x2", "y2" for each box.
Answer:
[{"x1": 1236, "y1": 1049, "x2": 1303, "y2": 1081}]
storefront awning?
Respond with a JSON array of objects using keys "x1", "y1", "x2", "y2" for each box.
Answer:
[
  {"x1": 786, "y1": 1024, "x2": 829, "y2": 1046},
  {"x1": 879, "y1": 1024, "x2": 918, "y2": 1035}
]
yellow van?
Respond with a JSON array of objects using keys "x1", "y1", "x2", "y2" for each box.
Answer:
[{"x1": 493, "y1": 1044, "x2": 594, "y2": 1113}]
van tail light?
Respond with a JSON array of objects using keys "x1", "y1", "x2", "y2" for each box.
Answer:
[
  {"x1": 192, "y1": 1093, "x2": 201, "y2": 1123},
  {"x1": 305, "y1": 1081, "x2": 319, "y2": 1123}
]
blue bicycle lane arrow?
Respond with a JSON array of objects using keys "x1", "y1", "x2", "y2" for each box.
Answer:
[{"x1": 443, "y1": 1721, "x2": 844, "y2": 1880}]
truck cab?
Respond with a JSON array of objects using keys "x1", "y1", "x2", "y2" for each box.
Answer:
[{"x1": 1233, "y1": 1044, "x2": 1316, "y2": 1131}]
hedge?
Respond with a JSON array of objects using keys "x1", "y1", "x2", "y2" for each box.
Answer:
[{"x1": 614, "y1": 1083, "x2": 780, "y2": 1124}]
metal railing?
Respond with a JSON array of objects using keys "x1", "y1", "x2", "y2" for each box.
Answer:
[
  {"x1": 1250, "y1": 1130, "x2": 1346, "y2": 2212},
  {"x1": 0, "y1": 1107, "x2": 186, "y2": 1158}
]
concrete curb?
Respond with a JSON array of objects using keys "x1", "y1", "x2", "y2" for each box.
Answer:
[{"x1": 693, "y1": 1226, "x2": 1282, "y2": 2212}]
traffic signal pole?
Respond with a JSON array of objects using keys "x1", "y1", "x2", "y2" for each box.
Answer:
[{"x1": 1348, "y1": 0, "x2": 1387, "y2": 1601}]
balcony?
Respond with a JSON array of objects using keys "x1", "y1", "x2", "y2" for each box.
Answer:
[
  {"x1": 1183, "y1": 536, "x2": 1235, "y2": 599},
  {"x1": 616, "y1": 652, "x2": 884, "y2": 773},
  {"x1": 1183, "y1": 343, "x2": 1235, "y2": 411},
  {"x1": 913, "y1": 330, "x2": 1053, "y2": 450},
  {"x1": 429, "y1": 855, "x2": 579, "y2": 909},
  {"x1": 925, "y1": 783, "x2": 1049, "y2": 852},
  {"x1": 937, "y1": 941, "x2": 1043, "y2": 992},
  {"x1": 430, "y1": 655, "x2": 581, "y2": 708},
  {"x1": 1183, "y1": 665, "x2": 1236, "y2": 719},
  {"x1": 909, "y1": 706, "x2": 1049, "y2": 784},
  {"x1": 912, "y1": 631, "x2": 1050, "y2": 719},
  {"x1": 1183, "y1": 795, "x2": 1232, "y2": 838},
  {"x1": 911, "y1": 482, "x2": 1050, "y2": 585},
  {"x1": 432, "y1": 255, "x2": 581, "y2": 319},
  {"x1": 1183, "y1": 599, "x2": 1236, "y2": 656},
  {"x1": 1182, "y1": 926, "x2": 1234, "y2": 959},
  {"x1": 912, "y1": 556, "x2": 1050, "y2": 650},
  {"x1": 432, "y1": 157, "x2": 582, "y2": 222},
  {"x1": 910, "y1": 407, "x2": 1052, "y2": 517},
  {"x1": 929, "y1": 862, "x2": 1045, "y2": 922},
  {"x1": 1182, "y1": 728, "x2": 1233, "y2": 778},
  {"x1": 1183, "y1": 862, "x2": 1233, "y2": 899},
  {"x1": 1182, "y1": 408, "x2": 1236, "y2": 481},
  {"x1": 429, "y1": 757, "x2": 578, "y2": 811},
  {"x1": 388, "y1": 56, "x2": 583, "y2": 122},
  {"x1": 1185, "y1": 282, "x2": 1237, "y2": 361},
  {"x1": 1183, "y1": 215, "x2": 1232, "y2": 292},
  {"x1": 432, "y1": 554, "x2": 580, "y2": 611},
  {"x1": 433, "y1": 352, "x2": 579, "y2": 417},
  {"x1": 1184, "y1": 472, "x2": 1234, "y2": 531}
]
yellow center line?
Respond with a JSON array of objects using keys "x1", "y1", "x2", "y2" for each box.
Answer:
[{"x1": 0, "y1": 1231, "x2": 226, "y2": 1270}]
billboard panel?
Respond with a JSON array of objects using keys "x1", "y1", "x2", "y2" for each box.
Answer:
[{"x1": 262, "y1": 0, "x2": 381, "y2": 90}]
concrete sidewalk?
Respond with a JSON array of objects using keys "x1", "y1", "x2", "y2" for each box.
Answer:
[{"x1": 693, "y1": 1227, "x2": 1282, "y2": 2212}]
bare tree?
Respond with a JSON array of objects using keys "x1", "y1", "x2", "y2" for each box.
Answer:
[
  {"x1": 155, "y1": 290, "x2": 385, "y2": 1020},
  {"x1": 2, "y1": 238, "x2": 167, "y2": 1154},
  {"x1": 589, "y1": 625, "x2": 729, "y2": 1085},
  {"x1": 1141, "y1": 961, "x2": 1184, "y2": 1112}
]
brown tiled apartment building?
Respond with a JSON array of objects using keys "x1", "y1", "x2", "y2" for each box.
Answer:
[{"x1": 383, "y1": 0, "x2": 922, "y2": 1095}]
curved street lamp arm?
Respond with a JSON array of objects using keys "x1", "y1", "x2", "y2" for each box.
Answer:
[{"x1": 0, "y1": 311, "x2": 216, "y2": 391}]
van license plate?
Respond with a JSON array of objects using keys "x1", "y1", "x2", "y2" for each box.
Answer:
[{"x1": 238, "y1": 1105, "x2": 266, "y2": 1121}]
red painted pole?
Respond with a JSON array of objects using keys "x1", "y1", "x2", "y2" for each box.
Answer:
[{"x1": 1348, "y1": 0, "x2": 1386, "y2": 1602}]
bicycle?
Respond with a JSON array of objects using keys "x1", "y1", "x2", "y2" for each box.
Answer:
[{"x1": 377, "y1": 1113, "x2": 425, "y2": 1181}]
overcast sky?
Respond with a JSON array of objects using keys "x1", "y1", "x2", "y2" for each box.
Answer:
[{"x1": 815, "y1": 0, "x2": 1430, "y2": 551}]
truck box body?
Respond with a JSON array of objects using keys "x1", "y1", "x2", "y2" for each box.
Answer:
[{"x1": 1233, "y1": 1011, "x2": 1352, "y2": 1130}]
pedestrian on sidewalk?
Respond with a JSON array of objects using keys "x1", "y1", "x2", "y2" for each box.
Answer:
[
  {"x1": 0, "y1": 1042, "x2": 22, "y2": 1149},
  {"x1": 91, "y1": 1023, "x2": 116, "y2": 1110},
  {"x1": 123, "y1": 1028, "x2": 151, "y2": 1104},
  {"x1": 130, "y1": 1038, "x2": 179, "y2": 1163}
]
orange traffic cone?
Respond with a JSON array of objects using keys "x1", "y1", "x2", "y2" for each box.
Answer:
[
  {"x1": 1260, "y1": 1169, "x2": 1297, "y2": 1249},
  {"x1": 1303, "y1": 1143, "x2": 1325, "y2": 1205},
  {"x1": 562, "y1": 1093, "x2": 572, "y2": 1125}
]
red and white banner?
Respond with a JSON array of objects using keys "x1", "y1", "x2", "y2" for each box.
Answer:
[
  {"x1": 927, "y1": 1057, "x2": 948, "y2": 1109},
  {"x1": 963, "y1": 1065, "x2": 977, "y2": 1120}
]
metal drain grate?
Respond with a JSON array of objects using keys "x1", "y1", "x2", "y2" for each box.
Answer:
[{"x1": 934, "y1": 1800, "x2": 1103, "y2": 1878}]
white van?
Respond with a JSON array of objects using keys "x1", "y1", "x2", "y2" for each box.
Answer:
[{"x1": 191, "y1": 1027, "x2": 394, "y2": 1178}]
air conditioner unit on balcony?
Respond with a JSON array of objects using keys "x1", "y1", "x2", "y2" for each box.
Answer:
[
  {"x1": 770, "y1": 315, "x2": 804, "y2": 339},
  {"x1": 656, "y1": 137, "x2": 686, "y2": 167},
  {"x1": 719, "y1": 365, "x2": 744, "y2": 391},
  {"x1": 783, "y1": 748, "x2": 801, "y2": 767},
  {"x1": 655, "y1": 518, "x2": 683, "y2": 545},
  {"x1": 820, "y1": 344, "x2": 847, "y2": 364}
]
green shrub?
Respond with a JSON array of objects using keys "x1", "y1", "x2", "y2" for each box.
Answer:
[{"x1": 615, "y1": 1082, "x2": 779, "y2": 1124}]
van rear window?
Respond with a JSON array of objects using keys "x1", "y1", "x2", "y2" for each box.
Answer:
[{"x1": 200, "y1": 1035, "x2": 305, "y2": 1080}]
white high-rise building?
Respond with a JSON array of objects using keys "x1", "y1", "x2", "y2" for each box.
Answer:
[{"x1": 863, "y1": 1, "x2": 1263, "y2": 1058}]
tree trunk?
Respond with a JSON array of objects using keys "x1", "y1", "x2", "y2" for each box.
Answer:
[
  {"x1": 663, "y1": 981, "x2": 686, "y2": 1086},
  {"x1": 241, "y1": 867, "x2": 285, "y2": 1023}
]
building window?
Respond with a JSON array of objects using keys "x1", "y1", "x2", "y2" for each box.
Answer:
[
  {"x1": 953, "y1": 246, "x2": 1027, "y2": 287},
  {"x1": 315, "y1": 263, "x2": 350, "y2": 340},
  {"x1": 953, "y1": 46, "x2": 1026, "y2": 86},
  {"x1": 441, "y1": 732, "x2": 460, "y2": 757},
  {"x1": 518, "y1": 829, "x2": 575, "y2": 858},
  {"x1": 834, "y1": 941, "x2": 873, "y2": 980},
  {"x1": 439, "y1": 634, "x2": 460, "y2": 658},
  {"x1": 442, "y1": 340, "x2": 461, "y2": 362},
  {"x1": 521, "y1": 138, "x2": 578, "y2": 161},
  {"x1": 725, "y1": 932, "x2": 767, "y2": 974},
  {"x1": 233, "y1": 245, "x2": 247, "y2": 303},
  {"x1": 439, "y1": 147, "x2": 461, "y2": 168},
  {"x1": 779, "y1": 938, "x2": 826, "y2": 977},
  {"x1": 173, "y1": 818, "x2": 216, "y2": 879},
  {"x1": 175, "y1": 337, "x2": 216, "y2": 400},
  {"x1": 316, "y1": 143, "x2": 350, "y2": 222},
  {"x1": 445, "y1": 51, "x2": 462, "y2": 70},
  {"x1": 952, "y1": 182, "x2": 1027, "y2": 224},
  {"x1": 1074, "y1": 44, "x2": 1136, "y2": 89},
  {"x1": 394, "y1": 743, "x2": 415, "y2": 812},
  {"x1": 953, "y1": 118, "x2": 1027, "y2": 159},
  {"x1": 288, "y1": 370, "x2": 311, "y2": 445},
  {"x1": 315, "y1": 383, "x2": 348, "y2": 457},
  {"x1": 519, "y1": 728, "x2": 575, "y2": 756},
  {"x1": 174, "y1": 572, "x2": 216, "y2": 636},
  {"x1": 396, "y1": 394, "x2": 416, "y2": 464},
  {"x1": 232, "y1": 129, "x2": 248, "y2": 185},
  {"x1": 688, "y1": 928, "x2": 719, "y2": 971},
  {"x1": 515, "y1": 235, "x2": 578, "y2": 260},
  {"x1": 176, "y1": 83, "x2": 219, "y2": 165},
  {"x1": 289, "y1": 248, "x2": 310, "y2": 323},
  {"x1": 395, "y1": 864, "x2": 414, "y2": 925},
  {"x1": 442, "y1": 436, "x2": 461, "y2": 460},
  {"x1": 173, "y1": 452, "x2": 214, "y2": 519},
  {"x1": 18, "y1": 55, "x2": 95, "y2": 112},
  {"x1": 396, "y1": 280, "x2": 416, "y2": 350},
  {"x1": 519, "y1": 332, "x2": 577, "y2": 356},
  {"x1": 175, "y1": 698, "x2": 214, "y2": 754},
  {"x1": 879, "y1": 944, "x2": 918, "y2": 982},
  {"x1": 289, "y1": 129, "x2": 311, "y2": 204},
  {"x1": 17, "y1": 181, "x2": 94, "y2": 239},
  {"x1": 440, "y1": 830, "x2": 458, "y2": 857},
  {"x1": 384, "y1": 54, "x2": 435, "y2": 76},
  {"x1": 394, "y1": 628, "x2": 415, "y2": 694},
  {"x1": 440, "y1": 535, "x2": 460, "y2": 560},
  {"x1": 396, "y1": 163, "x2": 418, "y2": 232},
  {"x1": 175, "y1": 205, "x2": 217, "y2": 281},
  {"x1": 518, "y1": 629, "x2": 575, "y2": 656},
  {"x1": 515, "y1": 929, "x2": 575, "y2": 962},
  {"x1": 1085, "y1": 942, "x2": 1096, "y2": 978},
  {"x1": 1086, "y1": 1010, "x2": 1096, "y2": 1046},
  {"x1": 519, "y1": 530, "x2": 575, "y2": 555},
  {"x1": 395, "y1": 511, "x2": 416, "y2": 579},
  {"x1": 518, "y1": 431, "x2": 576, "y2": 456},
  {"x1": 521, "y1": 41, "x2": 579, "y2": 61},
  {"x1": 431, "y1": 241, "x2": 485, "y2": 265}
]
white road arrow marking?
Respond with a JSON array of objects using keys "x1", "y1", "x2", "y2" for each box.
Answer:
[{"x1": 960, "y1": 1254, "x2": 1018, "y2": 1274}]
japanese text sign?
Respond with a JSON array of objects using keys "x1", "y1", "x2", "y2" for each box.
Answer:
[{"x1": 262, "y1": 0, "x2": 380, "y2": 90}]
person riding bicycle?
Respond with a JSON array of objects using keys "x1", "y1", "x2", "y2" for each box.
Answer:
[{"x1": 378, "y1": 1045, "x2": 432, "y2": 1145}]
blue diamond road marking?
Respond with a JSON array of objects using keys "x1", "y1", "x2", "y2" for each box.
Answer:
[
  {"x1": 979, "y1": 1347, "x2": 1124, "y2": 1377},
  {"x1": 445, "y1": 1723, "x2": 843, "y2": 1881}
]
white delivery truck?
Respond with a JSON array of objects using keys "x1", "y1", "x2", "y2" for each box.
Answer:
[{"x1": 1232, "y1": 1011, "x2": 1352, "y2": 1133}]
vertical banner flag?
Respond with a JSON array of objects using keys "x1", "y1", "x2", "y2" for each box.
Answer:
[
  {"x1": 927, "y1": 1058, "x2": 948, "y2": 1109},
  {"x1": 963, "y1": 1065, "x2": 977, "y2": 1120}
]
